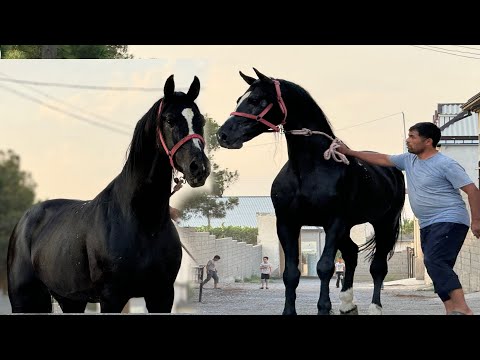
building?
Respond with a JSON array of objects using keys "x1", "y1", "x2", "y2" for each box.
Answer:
[{"x1": 433, "y1": 103, "x2": 479, "y2": 186}]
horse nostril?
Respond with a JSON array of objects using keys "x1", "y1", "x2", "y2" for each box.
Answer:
[
  {"x1": 219, "y1": 132, "x2": 228, "y2": 142},
  {"x1": 190, "y1": 160, "x2": 199, "y2": 175}
]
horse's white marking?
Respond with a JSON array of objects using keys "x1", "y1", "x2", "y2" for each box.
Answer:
[
  {"x1": 235, "y1": 91, "x2": 251, "y2": 110},
  {"x1": 339, "y1": 288, "x2": 356, "y2": 313},
  {"x1": 182, "y1": 108, "x2": 201, "y2": 150},
  {"x1": 368, "y1": 303, "x2": 383, "y2": 315}
]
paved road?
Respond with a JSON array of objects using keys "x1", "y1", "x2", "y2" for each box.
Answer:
[{"x1": 186, "y1": 277, "x2": 480, "y2": 315}]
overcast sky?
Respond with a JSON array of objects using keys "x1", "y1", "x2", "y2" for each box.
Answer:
[{"x1": 1, "y1": 45, "x2": 479, "y2": 217}]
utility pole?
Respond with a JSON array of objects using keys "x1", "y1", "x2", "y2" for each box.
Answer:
[
  {"x1": 401, "y1": 111, "x2": 407, "y2": 153},
  {"x1": 41, "y1": 45, "x2": 57, "y2": 59}
]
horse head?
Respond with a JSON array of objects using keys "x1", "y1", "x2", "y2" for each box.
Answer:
[
  {"x1": 217, "y1": 68, "x2": 287, "y2": 149},
  {"x1": 156, "y1": 75, "x2": 211, "y2": 187}
]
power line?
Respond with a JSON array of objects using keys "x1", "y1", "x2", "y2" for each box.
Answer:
[
  {"x1": 0, "y1": 71, "x2": 133, "y2": 130},
  {"x1": 0, "y1": 83, "x2": 131, "y2": 136},
  {"x1": 215, "y1": 112, "x2": 404, "y2": 149},
  {"x1": 0, "y1": 76, "x2": 182, "y2": 92},
  {"x1": 334, "y1": 112, "x2": 403, "y2": 131},
  {"x1": 424, "y1": 45, "x2": 480, "y2": 56},
  {"x1": 450, "y1": 45, "x2": 480, "y2": 51},
  {"x1": 411, "y1": 45, "x2": 480, "y2": 60}
]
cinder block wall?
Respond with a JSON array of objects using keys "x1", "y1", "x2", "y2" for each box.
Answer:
[
  {"x1": 456, "y1": 232, "x2": 480, "y2": 293},
  {"x1": 178, "y1": 227, "x2": 262, "y2": 284},
  {"x1": 454, "y1": 193, "x2": 480, "y2": 293},
  {"x1": 352, "y1": 250, "x2": 410, "y2": 282}
]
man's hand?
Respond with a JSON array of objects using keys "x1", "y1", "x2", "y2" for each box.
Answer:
[
  {"x1": 336, "y1": 141, "x2": 350, "y2": 155},
  {"x1": 471, "y1": 219, "x2": 480, "y2": 239}
]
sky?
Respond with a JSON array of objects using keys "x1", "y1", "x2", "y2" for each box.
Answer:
[{"x1": 1, "y1": 45, "x2": 480, "y2": 218}]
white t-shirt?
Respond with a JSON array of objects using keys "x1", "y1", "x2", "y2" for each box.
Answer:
[
  {"x1": 260, "y1": 261, "x2": 272, "y2": 274},
  {"x1": 335, "y1": 262, "x2": 345, "y2": 272}
]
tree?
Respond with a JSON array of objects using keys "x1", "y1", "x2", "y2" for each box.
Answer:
[
  {"x1": 180, "y1": 116, "x2": 239, "y2": 227},
  {"x1": 400, "y1": 218, "x2": 414, "y2": 236},
  {"x1": 0, "y1": 45, "x2": 132, "y2": 59},
  {"x1": 0, "y1": 150, "x2": 36, "y2": 285}
]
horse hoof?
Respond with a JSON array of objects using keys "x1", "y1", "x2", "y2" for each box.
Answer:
[
  {"x1": 317, "y1": 309, "x2": 333, "y2": 315},
  {"x1": 340, "y1": 305, "x2": 358, "y2": 315},
  {"x1": 368, "y1": 303, "x2": 383, "y2": 315},
  {"x1": 282, "y1": 310, "x2": 297, "y2": 315}
]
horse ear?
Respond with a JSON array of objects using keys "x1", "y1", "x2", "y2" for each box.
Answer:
[
  {"x1": 164, "y1": 75, "x2": 175, "y2": 99},
  {"x1": 252, "y1": 68, "x2": 271, "y2": 82},
  {"x1": 187, "y1": 76, "x2": 200, "y2": 101},
  {"x1": 239, "y1": 71, "x2": 256, "y2": 85}
]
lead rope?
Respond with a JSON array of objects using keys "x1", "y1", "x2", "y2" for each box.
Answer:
[
  {"x1": 168, "y1": 171, "x2": 200, "y2": 265},
  {"x1": 285, "y1": 128, "x2": 350, "y2": 165}
]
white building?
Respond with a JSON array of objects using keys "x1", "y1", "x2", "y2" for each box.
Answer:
[{"x1": 433, "y1": 103, "x2": 479, "y2": 186}]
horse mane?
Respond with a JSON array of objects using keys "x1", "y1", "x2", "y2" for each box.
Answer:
[
  {"x1": 124, "y1": 99, "x2": 162, "y2": 177},
  {"x1": 280, "y1": 79, "x2": 335, "y2": 137}
]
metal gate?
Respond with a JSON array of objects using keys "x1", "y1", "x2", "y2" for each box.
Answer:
[{"x1": 406, "y1": 246, "x2": 415, "y2": 278}]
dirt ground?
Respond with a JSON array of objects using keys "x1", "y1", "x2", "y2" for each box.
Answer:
[{"x1": 181, "y1": 277, "x2": 480, "y2": 315}]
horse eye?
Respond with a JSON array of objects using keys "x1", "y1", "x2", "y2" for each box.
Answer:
[{"x1": 164, "y1": 116, "x2": 174, "y2": 126}]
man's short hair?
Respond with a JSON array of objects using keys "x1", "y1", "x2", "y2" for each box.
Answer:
[
  {"x1": 263, "y1": 256, "x2": 269, "y2": 260},
  {"x1": 213, "y1": 255, "x2": 220, "y2": 260},
  {"x1": 409, "y1": 122, "x2": 441, "y2": 147}
]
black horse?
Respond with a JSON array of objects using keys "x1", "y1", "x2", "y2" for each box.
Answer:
[
  {"x1": 217, "y1": 68, "x2": 405, "y2": 315},
  {"x1": 7, "y1": 75, "x2": 211, "y2": 313}
]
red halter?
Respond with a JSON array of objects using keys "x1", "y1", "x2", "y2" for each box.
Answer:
[
  {"x1": 156, "y1": 100, "x2": 206, "y2": 170},
  {"x1": 229, "y1": 79, "x2": 287, "y2": 132}
]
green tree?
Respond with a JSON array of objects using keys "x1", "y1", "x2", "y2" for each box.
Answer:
[
  {"x1": 0, "y1": 45, "x2": 132, "y2": 59},
  {"x1": 180, "y1": 115, "x2": 239, "y2": 227},
  {"x1": 400, "y1": 218, "x2": 414, "y2": 236},
  {"x1": 0, "y1": 150, "x2": 36, "y2": 286}
]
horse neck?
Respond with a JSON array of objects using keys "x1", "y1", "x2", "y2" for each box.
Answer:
[
  {"x1": 117, "y1": 146, "x2": 173, "y2": 225},
  {"x1": 283, "y1": 100, "x2": 337, "y2": 168}
]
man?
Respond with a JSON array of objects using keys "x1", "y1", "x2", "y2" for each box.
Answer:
[
  {"x1": 334, "y1": 258, "x2": 345, "y2": 288},
  {"x1": 337, "y1": 122, "x2": 480, "y2": 315},
  {"x1": 202, "y1": 255, "x2": 221, "y2": 289},
  {"x1": 260, "y1": 256, "x2": 273, "y2": 289}
]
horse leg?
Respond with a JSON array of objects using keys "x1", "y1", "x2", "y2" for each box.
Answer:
[
  {"x1": 8, "y1": 252, "x2": 52, "y2": 313},
  {"x1": 338, "y1": 237, "x2": 359, "y2": 315},
  {"x1": 100, "y1": 293, "x2": 129, "y2": 313},
  {"x1": 368, "y1": 218, "x2": 400, "y2": 315},
  {"x1": 277, "y1": 221, "x2": 301, "y2": 315},
  {"x1": 317, "y1": 219, "x2": 349, "y2": 315},
  {"x1": 53, "y1": 294, "x2": 87, "y2": 313},
  {"x1": 144, "y1": 285, "x2": 175, "y2": 313}
]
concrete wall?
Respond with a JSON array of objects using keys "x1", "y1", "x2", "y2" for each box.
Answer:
[{"x1": 440, "y1": 145, "x2": 478, "y2": 187}]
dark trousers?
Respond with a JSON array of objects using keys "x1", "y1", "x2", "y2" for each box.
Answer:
[
  {"x1": 336, "y1": 271, "x2": 344, "y2": 288},
  {"x1": 420, "y1": 222, "x2": 468, "y2": 302},
  {"x1": 202, "y1": 270, "x2": 219, "y2": 286}
]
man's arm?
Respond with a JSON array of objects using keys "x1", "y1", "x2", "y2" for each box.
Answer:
[
  {"x1": 336, "y1": 143, "x2": 395, "y2": 167},
  {"x1": 169, "y1": 206, "x2": 181, "y2": 223},
  {"x1": 461, "y1": 183, "x2": 480, "y2": 238}
]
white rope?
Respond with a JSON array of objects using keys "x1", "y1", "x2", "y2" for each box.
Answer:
[{"x1": 285, "y1": 128, "x2": 350, "y2": 165}]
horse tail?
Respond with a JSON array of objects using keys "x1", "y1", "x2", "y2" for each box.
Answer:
[
  {"x1": 358, "y1": 214, "x2": 401, "y2": 262},
  {"x1": 358, "y1": 232, "x2": 377, "y2": 262}
]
